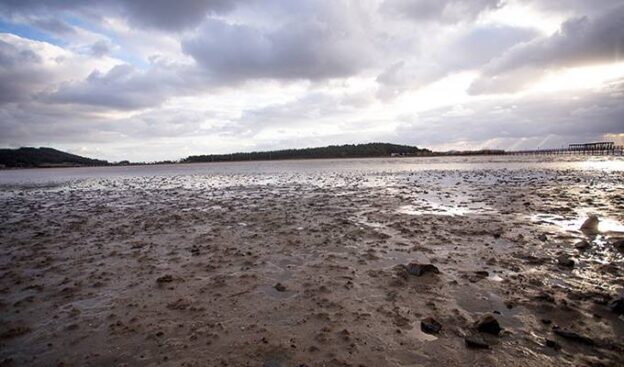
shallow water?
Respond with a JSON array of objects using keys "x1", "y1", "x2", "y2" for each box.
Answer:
[{"x1": 1, "y1": 155, "x2": 623, "y2": 187}]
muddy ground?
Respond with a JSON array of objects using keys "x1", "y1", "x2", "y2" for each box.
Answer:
[{"x1": 0, "y1": 159, "x2": 623, "y2": 366}]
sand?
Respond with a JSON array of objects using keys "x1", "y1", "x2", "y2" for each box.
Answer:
[{"x1": 0, "y1": 158, "x2": 623, "y2": 366}]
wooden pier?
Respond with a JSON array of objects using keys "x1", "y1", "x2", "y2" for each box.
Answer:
[{"x1": 508, "y1": 141, "x2": 623, "y2": 156}]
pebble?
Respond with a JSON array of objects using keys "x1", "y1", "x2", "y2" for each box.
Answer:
[
  {"x1": 405, "y1": 263, "x2": 440, "y2": 276},
  {"x1": 474, "y1": 314, "x2": 501, "y2": 335},
  {"x1": 420, "y1": 317, "x2": 442, "y2": 335}
]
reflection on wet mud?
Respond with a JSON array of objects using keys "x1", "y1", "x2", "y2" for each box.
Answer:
[{"x1": 0, "y1": 155, "x2": 623, "y2": 366}]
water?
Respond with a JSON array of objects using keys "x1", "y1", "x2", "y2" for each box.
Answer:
[{"x1": 1, "y1": 155, "x2": 622, "y2": 189}]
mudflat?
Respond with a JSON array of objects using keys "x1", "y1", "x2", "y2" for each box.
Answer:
[{"x1": 1, "y1": 156, "x2": 623, "y2": 366}]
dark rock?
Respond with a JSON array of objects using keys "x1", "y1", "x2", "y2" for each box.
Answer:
[
  {"x1": 611, "y1": 239, "x2": 624, "y2": 253},
  {"x1": 535, "y1": 292, "x2": 555, "y2": 303},
  {"x1": 608, "y1": 296, "x2": 624, "y2": 314},
  {"x1": 580, "y1": 215, "x2": 599, "y2": 235},
  {"x1": 545, "y1": 338, "x2": 560, "y2": 350},
  {"x1": 465, "y1": 333, "x2": 489, "y2": 349},
  {"x1": 541, "y1": 319, "x2": 552, "y2": 325},
  {"x1": 557, "y1": 254, "x2": 574, "y2": 268},
  {"x1": 468, "y1": 270, "x2": 489, "y2": 282},
  {"x1": 553, "y1": 329, "x2": 594, "y2": 345},
  {"x1": 574, "y1": 240, "x2": 590, "y2": 250},
  {"x1": 274, "y1": 283, "x2": 287, "y2": 292},
  {"x1": 406, "y1": 263, "x2": 440, "y2": 276},
  {"x1": 474, "y1": 314, "x2": 501, "y2": 335},
  {"x1": 420, "y1": 317, "x2": 442, "y2": 335},
  {"x1": 156, "y1": 274, "x2": 174, "y2": 283},
  {"x1": 538, "y1": 234, "x2": 548, "y2": 242}
]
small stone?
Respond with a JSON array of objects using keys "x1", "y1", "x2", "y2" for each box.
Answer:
[
  {"x1": 580, "y1": 215, "x2": 600, "y2": 235},
  {"x1": 538, "y1": 234, "x2": 548, "y2": 242},
  {"x1": 156, "y1": 274, "x2": 174, "y2": 283},
  {"x1": 420, "y1": 317, "x2": 442, "y2": 335},
  {"x1": 468, "y1": 270, "x2": 489, "y2": 282},
  {"x1": 611, "y1": 239, "x2": 624, "y2": 253},
  {"x1": 406, "y1": 263, "x2": 440, "y2": 276},
  {"x1": 574, "y1": 240, "x2": 590, "y2": 250},
  {"x1": 465, "y1": 333, "x2": 489, "y2": 349},
  {"x1": 545, "y1": 338, "x2": 560, "y2": 350},
  {"x1": 274, "y1": 283, "x2": 287, "y2": 292},
  {"x1": 474, "y1": 314, "x2": 501, "y2": 335},
  {"x1": 553, "y1": 329, "x2": 594, "y2": 345},
  {"x1": 557, "y1": 254, "x2": 574, "y2": 268},
  {"x1": 608, "y1": 296, "x2": 624, "y2": 314}
]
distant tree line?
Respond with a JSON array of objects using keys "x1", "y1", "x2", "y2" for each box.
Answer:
[
  {"x1": 182, "y1": 143, "x2": 430, "y2": 163},
  {"x1": 0, "y1": 147, "x2": 109, "y2": 168}
]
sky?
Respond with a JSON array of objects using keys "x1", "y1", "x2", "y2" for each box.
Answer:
[{"x1": 0, "y1": 0, "x2": 623, "y2": 162}]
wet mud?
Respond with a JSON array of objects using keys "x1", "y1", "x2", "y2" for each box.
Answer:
[{"x1": 0, "y1": 157, "x2": 623, "y2": 366}]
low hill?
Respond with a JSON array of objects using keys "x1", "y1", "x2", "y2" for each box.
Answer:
[
  {"x1": 0, "y1": 147, "x2": 109, "y2": 168},
  {"x1": 182, "y1": 143, "x2": 430, "y2": 163}
]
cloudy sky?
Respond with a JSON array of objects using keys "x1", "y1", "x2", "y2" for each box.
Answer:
[{"x1": 1, "y1": 0, "x2": 623, "y2": 161}]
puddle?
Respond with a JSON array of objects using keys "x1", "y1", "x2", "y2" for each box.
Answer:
[
  {"x1": 398, "y1": 203, "x2": 471, "y2": 216},
  {"x1": 531, "y1": 214, "x2": 624, "y2": 234}
]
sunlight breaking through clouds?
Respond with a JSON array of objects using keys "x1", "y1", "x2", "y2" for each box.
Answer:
[{"x1": 0, "y1": 0, "x2": 623, "y2": 161}]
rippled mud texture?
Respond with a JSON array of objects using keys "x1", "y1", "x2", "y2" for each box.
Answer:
[{"x1": 1, "y1": 159, "x2": 623, "y2": 366}]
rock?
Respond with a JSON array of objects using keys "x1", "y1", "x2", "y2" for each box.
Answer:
[
  {"x1": 538, "y1": 234, "x2": 548, "y2": 242},
  {"x1": 274, "y1": 283, "x2": 287, "y2": 292},
  {"x1": 553, "y1": 329, "x2": 594, "y2": 345},
  {"x1": 608, "y1": 296, "x2": 624, "y2": 314},
  {"x1": 557, "y1": 254, "x2": 574, "y2": 268},
  {"x1": 545, "y1": 338, "x2": 560, "y2": 350},
  {"x1": 405, "y1": 263, "x2": 440, "y2": 276},
  {"x1": 574, "y1": 240, "x2": 590, "y2": 250},
  {"x1": 156, "y1": 274, "x2": 174, "y2": 283},
  {"x1": 465, "y1": 333, "x2": 489, "y2": 349},
  {"x1": 420, "y1": 317, "x2": 442, "y2": 335},
  {"x1": 611, "y1": 239, "x2": 624, "y2": 253},
  {"x1": 580, "y1": 215, "x2": 600, "y2": 235},
  {"x1": 474, "y1": 314, "x2": 501, "y2": 335},
  {"x1": 468, "y1": 271, "x2": 489, "y2": 282}
]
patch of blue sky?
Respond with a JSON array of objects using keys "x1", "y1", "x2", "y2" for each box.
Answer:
[
  {"x1": 64, "y1": 15, "x2": 150, "y2": 69},
  {"x1": 0, "y1": 18, "x2": 66, "y2": 46}
]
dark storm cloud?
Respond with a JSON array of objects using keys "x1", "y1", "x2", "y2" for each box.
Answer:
[
  {"x1": 182, "y1": 11, "x2": 375, "y2": 82},
  {"x1": 470, "y1": 5, "x2": 624, "y2": 94},
  {"x1": 0, "y1": 38, "x2": 47, "y2": 104},
  {"x1": 90, "y1": 40, "x2": 112, "y2": 57},
  {"x1": 381, "y1": 0, "x2": 502, "y2": 23},
  {"x1": 48, "y1": 63, "x2": 193, "y2": 110},
  {"x1": 0, "y1": 0, "x2": 239, "y2": 31}
]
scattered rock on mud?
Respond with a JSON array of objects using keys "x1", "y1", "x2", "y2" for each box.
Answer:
[
  {"x1": 474, "y1": 314, "x2": 502, "y2": 335},
  {"x1": 405, "y1": 263, "x2": 440, "y2": 276},
  {"x1": 580, "y1": 215, "x2": 600, "y2": 235},
  {"x1": 557, "y1": 254, "x2": 574, "y2": 268},
  {"x1": 608, "y1": 296, "x2": 624, "y2": 314},
  {"x1": 574, "y1": 240, "x2": 590, "y2": 250},
  {"x1": 156, "y1": 274, "x2": 174, "y2": 284},
  {"x1": 420, "y1": 317, "x2": 442, "y2": 335}
]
